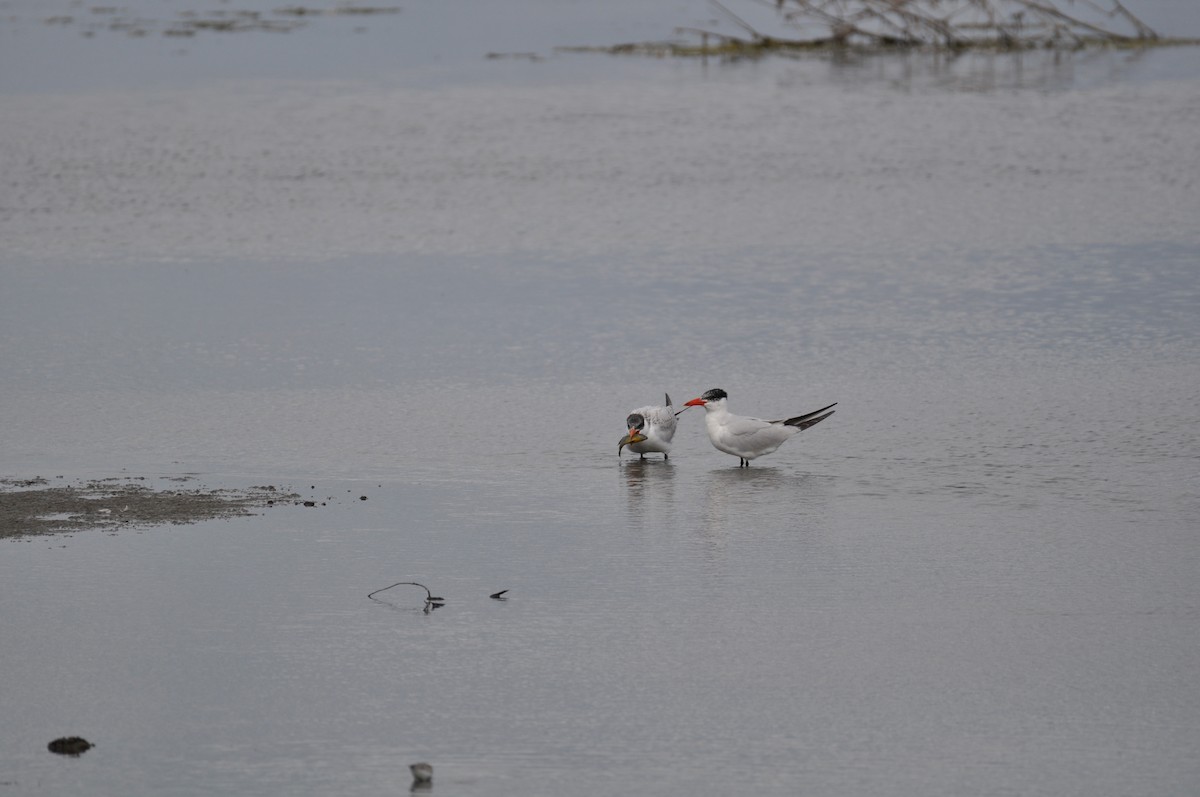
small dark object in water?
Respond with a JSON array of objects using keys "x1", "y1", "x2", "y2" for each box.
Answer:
[
  {"x1": 48, "y1": 737, "x2": 93, "y2": 756},
  {"x1": 490, "y1": 589, "x2": 509, "y2": 599},
  {"x1": 410, "y1": 762, "x2": 433, "y2": 784},
  {"x1": 359, "y1": 495, "x2": 368, "y2": 500}
]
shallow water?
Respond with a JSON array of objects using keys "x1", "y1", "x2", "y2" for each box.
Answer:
[{"x1": 2, "y1": 2, "x2": 1200, "y2": 795}]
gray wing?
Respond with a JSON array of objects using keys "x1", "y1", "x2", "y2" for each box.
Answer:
[
  {"x1": 643, "y1": 403, "x2": 678, "y2": 440},
  {"x1": 725, "y1": 415, "x2": 775, "y2": 438}
]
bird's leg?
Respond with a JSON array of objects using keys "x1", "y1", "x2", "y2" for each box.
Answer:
[
  {"x1": 663, "y1": 453, "x2": 669, "y2": 460},
  {"x1": 640, "y1": 454, "x2": 646, "y2": 460}
]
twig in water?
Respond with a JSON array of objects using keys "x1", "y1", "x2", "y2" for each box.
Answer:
[
  {"x1": 490, "y1": 589, "x2": 509, "y2": 600},
  {"x1": 368, "y1": 581, "x2": 444, "y2": 604},
  {"x1": 1011, "y1": 0, "x2": 1148, "y2": 41},
  {"x1": 710, "y1": 0, "x2": 770, "y2": 42}
]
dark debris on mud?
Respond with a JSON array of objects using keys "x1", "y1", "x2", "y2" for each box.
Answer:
[
  {"x1": 34, "y1": 3, "x2": 401, "y2": 39},
  {"x1": 47, "y1": 737, "x2": 94, "y2": 757}
]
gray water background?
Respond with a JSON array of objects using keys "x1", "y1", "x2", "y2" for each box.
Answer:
[{"x1": 2, "y1": 1, "x2": 1199, "y2": 794}]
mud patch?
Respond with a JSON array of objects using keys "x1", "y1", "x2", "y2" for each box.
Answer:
[
  {"x1": 0, "y1": 476, "x2": 298, "y2": 538},
  {"x1": 28, "y1": 2, "x2": 402, "y2": 39}
]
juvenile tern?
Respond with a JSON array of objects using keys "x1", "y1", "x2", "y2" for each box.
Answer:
[
  {"x1": 618, "y1": 393, "x2": 683, "y2": 460},
  {"x1": 683, "y1": 388, "x2": 835, "y2": 467}
]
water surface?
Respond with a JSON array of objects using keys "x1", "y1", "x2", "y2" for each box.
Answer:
[{"x1": 2, "y1": 4, "x2": 1199, "y2": 795}]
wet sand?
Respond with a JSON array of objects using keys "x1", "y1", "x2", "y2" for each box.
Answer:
[{"x1": 0, "y1": 477, "x2": 298, "y2": 538}]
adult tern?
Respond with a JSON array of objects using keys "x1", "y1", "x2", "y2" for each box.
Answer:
[
  {"x1": 683, "y1": 388, "x2": 836, "y2": 467},
  {"x1": 618, "y1": 393, "x2": 684, "y2": 460}
]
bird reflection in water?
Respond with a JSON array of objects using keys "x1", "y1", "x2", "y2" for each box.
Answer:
[{"x1": 620, "y1": 456, "x2": 676, "y2": 530}]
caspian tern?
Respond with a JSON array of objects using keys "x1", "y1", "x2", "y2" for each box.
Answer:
[
  {"x1": 683, "y1": 388, "x2": 836, "y2": 467},
  {"x1": 618, "y1": 393, "x2": 683, "y2": 460}
]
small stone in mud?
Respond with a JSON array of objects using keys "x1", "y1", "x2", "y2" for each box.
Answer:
[
  {"x1": 410, "y1": 762, "x2": 433, "y2": 784},
  {"x1": 303, "y1": 501, "x2": 317, "y2": 507},
  {"x1": 359, "y1": 495, "x2": 367, "y2": 501},
  {"x1": 48, "y1": 737, "x2": 93, "y2": 756}
]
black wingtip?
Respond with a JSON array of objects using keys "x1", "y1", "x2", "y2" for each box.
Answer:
[
  {"x1": 780, "y1": 402, "x2": 837, "y2": 426},
  {"x1": 665, "y1": 392, "x2": 672, "y2": 407},
  {"x1": 785, "y1": 408, "x2": 836, "y2": 431},
  {"x1": 490, "y1": 589, "x2": 509, "y2": 599}
]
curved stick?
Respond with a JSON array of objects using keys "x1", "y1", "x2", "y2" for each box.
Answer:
[{"x1": 368, "y1": 581, "x2": 444, "y2": 602}]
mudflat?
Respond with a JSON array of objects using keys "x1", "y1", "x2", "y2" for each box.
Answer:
[{"x1": 0, "y1": 477, "x2": 297, "y2": 538}]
